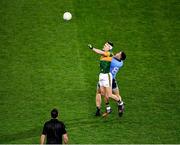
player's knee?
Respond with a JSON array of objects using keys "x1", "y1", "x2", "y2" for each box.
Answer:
[{"x1": 100, "y1": 90, "x2": 105, "y2": 96}]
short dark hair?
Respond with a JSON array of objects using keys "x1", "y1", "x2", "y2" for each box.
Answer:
[
  {"x1": 51, "y1": 108, "x2": 58, "y2": 118},
  {"x1": 121, "y1": 51, "x2": 126, "y2": 60},
  {"x1": 107, "y1": 41, "x2": 113, "y2": 47}
]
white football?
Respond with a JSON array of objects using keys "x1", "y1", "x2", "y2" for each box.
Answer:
[{"x1": 63, "y1": 12, "x2": 72, "y2": 21}]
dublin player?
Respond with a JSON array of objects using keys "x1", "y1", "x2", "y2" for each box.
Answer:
[{"x1": 95, "y1": 51, "x2": 126, "y2": 117}]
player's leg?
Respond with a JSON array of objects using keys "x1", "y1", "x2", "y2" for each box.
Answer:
[
  {"x1": 112, "y1": 88, "x2": 122, "y2": 102},
  {"x1": 112, "y1": 80, "x2": 124, "y2": 117},
  {"x1": 113, "y1": 88, "x2": 124, "y2": 116},
  {"x1": 104, "y1": 86, "x2": 112, "y2": 113},
  {"x1": 111, "y1": 78, "x2": 122, "y2": 104},
  {"x1": 95, "y1": 84, "x2": 102, "y2": 116},
  {"x1": 110, "y1": 93, "x2": 120, "y2": 101},
  {"x1": 102, "y1": 73, "x2": 113, "y2": 116},
  {"x1": 104, "y1": 78, "x2": 121, "y2": 106},
  {"x1": 99, "y1": 73, "x2": 111, "y2": 116},
  {"x1": 96, "y1": 92, "x2": 101, "y2": 110},
  {"x1": 101, "y1": 86, "x2": 112, "y2": 117}
]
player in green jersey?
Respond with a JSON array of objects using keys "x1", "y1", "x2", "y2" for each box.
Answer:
[{"x1": 88, "y1": 42, "x2": 115, "y2": 114}]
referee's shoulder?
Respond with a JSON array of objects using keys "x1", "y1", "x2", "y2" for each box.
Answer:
[{"x1": 44, "y1": 119, "x2": 51, "y2": 125}]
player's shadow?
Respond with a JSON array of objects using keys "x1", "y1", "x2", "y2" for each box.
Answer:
[
  {"x1": 0, "y1": 116, "x2": 123, "y2": 143},
  {"x1": 65, "y1": 115, "x2": 123, "y2": 129}
]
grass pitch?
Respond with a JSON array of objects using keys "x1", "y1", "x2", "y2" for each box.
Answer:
[{"x1": 0, "y1": 0, "x2": 179, "y2": 143}]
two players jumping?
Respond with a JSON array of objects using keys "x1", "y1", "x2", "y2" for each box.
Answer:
[{"x1": 88, "y1": 42, "x2": 126, "y2": 117}]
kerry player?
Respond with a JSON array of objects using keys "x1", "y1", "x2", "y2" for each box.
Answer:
[
  {"x1": 95, "y1": 51, "x2": 126, "y2": 117},
  {"x1": 88, "y1": 42, "x2": 115, "y2": 114}
]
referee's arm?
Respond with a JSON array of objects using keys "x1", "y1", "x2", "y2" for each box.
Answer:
[
  {"x1": 63, "y1": 133, "x2": 68, "y2": 144},
  {"x1": 40, "y1": 134, "x2": 46, "y2": 145},
  {"x1": 40, "y1": 123, "x2": 47, "y2": 144},
  {"x1": 62, "y1": 123, "x2": 68, "y2": 144}
]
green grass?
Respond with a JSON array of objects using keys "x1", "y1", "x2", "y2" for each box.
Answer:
[{"x1": 0, "y1": 0, "x2": 179, "y2": 143}]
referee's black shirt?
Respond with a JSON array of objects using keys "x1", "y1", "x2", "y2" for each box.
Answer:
[{"x1": 42, "y1": 119, "x2": 67, "y2": 144}]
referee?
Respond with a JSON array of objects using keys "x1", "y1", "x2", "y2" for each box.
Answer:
[{"x1": 40, "y1": 108, "x2": 68, "y2": 144}]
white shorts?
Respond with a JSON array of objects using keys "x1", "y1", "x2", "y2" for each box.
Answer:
[{"x1": 99, "y1": 73, "x2": 112, "y2": 88}]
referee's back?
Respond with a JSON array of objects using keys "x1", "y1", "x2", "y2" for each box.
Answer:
[{"x1": 40, "y1": 109, "x2": 68, "y2": 144}]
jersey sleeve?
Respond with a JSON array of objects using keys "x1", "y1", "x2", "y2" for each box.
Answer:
[
  {"x1": 103, "y1": 51, "x2": 110, "y2": 57},
  {"x1": 61, "y1": 123, "x2": 67, "y2": 134},
  {"x1": 42, "y1": 123, "x2": 47, "y2": 135}
]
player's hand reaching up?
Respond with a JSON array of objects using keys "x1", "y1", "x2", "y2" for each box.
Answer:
[{"x1": 88, "y1": 44, "x2": 93, "y2": 49}]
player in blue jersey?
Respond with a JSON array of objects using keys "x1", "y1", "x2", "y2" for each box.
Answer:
[{"x1": 95, "y1": 51, "x2": 126, "y2": 117}]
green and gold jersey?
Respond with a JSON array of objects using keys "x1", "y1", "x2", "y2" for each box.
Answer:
[{"x1": 99, "y1": 51, "x2": 114, "y2": 73}]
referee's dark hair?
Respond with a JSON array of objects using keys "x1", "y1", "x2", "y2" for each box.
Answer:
[
  {"x1": 51, "y1": 108, "x2": 58, "y2": 118},
  {"x1": 121, "y1": 51, "x2": 126, "y2": 60},
  {"x1": 107, "y1": 41, "x2": 114, "y2": 47}
]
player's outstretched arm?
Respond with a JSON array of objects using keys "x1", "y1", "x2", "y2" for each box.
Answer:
[{"x1": 88, "y1": 44, "x2": 105, "y2": 55}]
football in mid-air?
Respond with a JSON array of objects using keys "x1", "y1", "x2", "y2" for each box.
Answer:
[{"x1": 63, "y1": 12, "x2": 72, "y2": 21}]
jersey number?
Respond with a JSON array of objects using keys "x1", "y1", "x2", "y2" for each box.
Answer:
[{"x1": 112, "y1": 67, "x2": 119, "y2": 74}]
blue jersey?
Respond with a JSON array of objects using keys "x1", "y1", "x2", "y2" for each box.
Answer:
[{"x1": 110, "y1": 57, "x2": 123, "y2": 79}]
